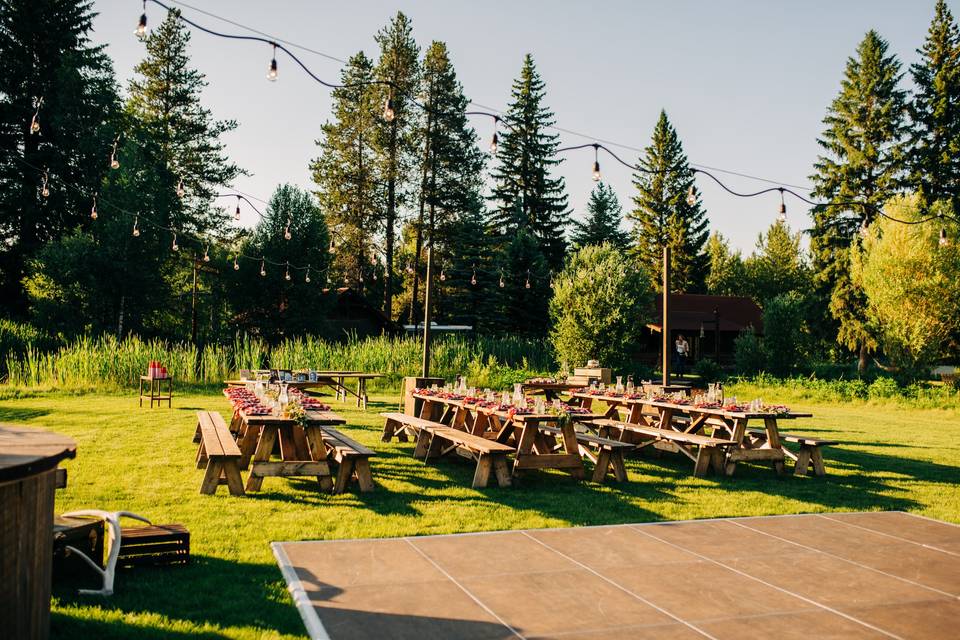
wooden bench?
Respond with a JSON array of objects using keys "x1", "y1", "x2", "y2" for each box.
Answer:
[
  {"x1": 539, "y1": 425, "x2": 631, "y2": 483},
  {"x1": 194, "y1": 411, "x2": 244, "y2": 496},
  {"x1": 319, "y1": 426, "x2": 376, "y2": 493},
  {"x1": 591, "y1": 418, "x2": 737, "y2": 477},
  {"x1": 381, "y1": 413, "x2": 514, "y2": 488},
  {"x1": 747, "y1": 429, "x2": 838, "y2": 476}
]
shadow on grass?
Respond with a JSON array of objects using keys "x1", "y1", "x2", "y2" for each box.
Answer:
[
  {"x1": 0, "y1": 405, "x2": 52, "y2": 422},
  {"x1": 52, "y1": 555, "x2": 303, "y2": 638}
]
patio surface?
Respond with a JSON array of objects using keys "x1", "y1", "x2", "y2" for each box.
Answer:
[{"x1": 273, "y1": 511, "x2": 960, "y2": 639}]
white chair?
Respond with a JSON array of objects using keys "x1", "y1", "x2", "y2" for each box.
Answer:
[{"x1": 60, "y1": 510, "x2": 151, "y2": 596}]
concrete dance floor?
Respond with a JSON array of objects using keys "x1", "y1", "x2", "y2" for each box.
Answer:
[{"x1": 273, "y1": 511, "x2": 960, "y2": 639}]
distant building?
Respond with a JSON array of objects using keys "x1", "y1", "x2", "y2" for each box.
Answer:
[
  {"x1": 641, "y1": 293, "x2": 763, "y2": 365},
  {"x1": 322, "y1": 287, "x2": 401, "y2": 338}
]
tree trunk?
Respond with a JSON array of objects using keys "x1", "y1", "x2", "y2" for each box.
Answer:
[
  {"x1": 410, "y1": 91, "x2": 433, "y2": 325},
  {"x1": 857, "y1": 343, "x2": 868, "y2": 375},
  {"x1": 384, "y1": 122, "x2": 398, "y2": 321}
]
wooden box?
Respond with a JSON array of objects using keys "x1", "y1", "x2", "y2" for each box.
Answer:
[
  {"x1": 53, "y1": 516, "x2": 104, "y2": 576},
  {"x1": 118, "y1": 524, "x2": 190, "y2": 567},
  {"x1": 573, "y1": 367, "x2": 611, "y2": 384}
]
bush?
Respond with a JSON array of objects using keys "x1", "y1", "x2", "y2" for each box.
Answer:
[
  {"x1": 734, "y1": 328, "x2": 765, "y2": 375},
  {"x1": 692, "y1": 358, "x2": 723, "y2": 383},
  {"x1": 763, "y1": 293, "x2": 806, "y2": 376},
  {"x1": 868, "y1": 376, "x2": 899, "y2": 399},
  {"x1": 549, "y1": 244, "x2": 653, "y2": 371}
]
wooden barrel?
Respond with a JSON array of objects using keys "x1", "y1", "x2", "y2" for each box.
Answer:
[{"x1": 0, "y1": 425, "x2": 76, "y2": 640}]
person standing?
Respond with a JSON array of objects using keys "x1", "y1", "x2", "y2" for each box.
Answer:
[{"x1": 675, "y1": 334, "x2": 690, "y2": 377}]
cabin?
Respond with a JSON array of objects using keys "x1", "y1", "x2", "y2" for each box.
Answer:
[
  {"x1": 639, "y1": 293, "x2": 763, "y2": 366},
  {"x1": 322, "y1": 287, "x2": 402, "y2": 338}
]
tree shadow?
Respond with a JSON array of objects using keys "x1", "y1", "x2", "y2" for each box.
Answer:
[
  {"x1": 51, "y1": 613, "x2": 230, "y2": 639},
  {"x1": 51, "y1": 555, "x2": 304, "y2": 638},
  {"x1": 0, "y1": 405, "x2": 52, "y2": 422}
]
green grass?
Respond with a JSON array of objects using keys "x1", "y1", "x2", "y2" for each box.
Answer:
[{"x1": 0, "y1": 389, "x2": 957, "y2": 638}]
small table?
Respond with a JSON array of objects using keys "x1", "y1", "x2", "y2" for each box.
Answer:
[
  {"x1": 224, "y1": 372, "x2": 383, "y2": 410},
  {"x1": 139, "y1": 375, "x2": 172, "y2": 408}
]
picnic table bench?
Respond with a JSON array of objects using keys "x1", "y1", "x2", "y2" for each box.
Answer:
[
  {"x1": 194, "y1": 411, "x2": 244, "y2": 496},
  {"x1": 319, "y1": 426, "x2": 375, "y2": 493},
  {"x1": 381, "y1": 412, "x2": 514, "y2": 488},
  {"x1": 537, "y1": 424, "x2": 631, "y2": 483},
  {"x1": 746, "y1": 428, "x2": 838, "y2": 476}
]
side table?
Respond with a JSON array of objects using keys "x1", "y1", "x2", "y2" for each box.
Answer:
[{"x1": 139, "y1": 375, "x2": 173, "y2": 408}]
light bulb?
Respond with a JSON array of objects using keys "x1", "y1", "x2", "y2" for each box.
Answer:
[
  {"x1": 859, "y1": 219, "x2": 869, "y2": 238},
  {"x1": 471, "y1": 271, "x2": 477, "y2": 286},
  {"x1": 41, "y1": 186, "x2": 49, "y2": 198},
  {"x1": 110, "y1": 156, "x2": 120, "y2": 170},
  {"x1": 329, "y1": 239, "x2": 335, "y2": 251},
  {"x1": 686, "y1": 185, "x2": 696, "y2": 207},
  {"x1": 285, "y1": 268, "x2": 291, "y2": 281},
  {"x1": 439, "y1": 269, "x2": 446, "y2": 282},
  {"x1": 372, "y1": 272, "x2": 377, "y2": 281},
  {"x1": 305, "y1": 268, "x2": 311, "y2": 283},
  {"x1": 940, "y1": 227, "x2": 949, "y2": 247},
  {"x1": 172, "y1": 233, "x2": 179, "y2": 251},
  {"x1": 176, "y1": 178, "x2": 185, "y2": 199},
  {"x1": 90, "y1": 197, "x2": 97, "y2": 220},
  {"x1": 499, "y1": 275, "x2": 505, "y2": 288},
  {"x1": 132, "y1": 217, "x2": 140, "y2": 237},
  {"x1": 406, "y1": 264, "x2": 414, "y2": 275},
  {"x1": 234, "y1": 199, "x2": 241, "y2": 220},
  {"x1": 592, "y1": 160, "x2": 601, "y2": 182},
  {"x1": 525, "y1": 279, "x2": 531, "y2": 289},
  {"x1": 777, "y1": 189, "x2": 787, "y2": 222},
  {"x1": 135, "y1": 12, "x2": 147, "y2": 38},
  {"x1": 260, "y1": 260, "x2": 266, "y2": 277},
  {"x1": 267, "y1": 57, "x2": 278, "y2": 81},
  {"x1": 30, "y1": 116, "x2": 39, "y2": 135},
  {"x1": 233, "y1": 256, "x2": 239, "y2": 271},
  {"x1": 284, "y1": 225, "x2": 291, "y2": 241},
  {"x1": 490, "y1": 132, "x2": 498, "y2": 156},
  {"x1": 203, "y1": 246, "x2": 210, "y2": 262},
  {"x1": 382, "y1": 97, "x2": 395, "y2": 122}
]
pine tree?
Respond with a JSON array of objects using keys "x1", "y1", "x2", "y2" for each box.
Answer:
[
  {"x1": 744, "y1": 220, "x2": 809, "y2": 305},
  {"x1": 0, "y1": 0, "x2": 119, "y2": 314},
  {"x1": 628, "y1": 110, "x2": 708, "y2": 292},
  {"x1": 571, "y1": 182, "x2": 629, "y2": 249},
  {"x1": 372, "y1": 12, "x2": 420, "y2": 320},
  {"x1": 494, "y1": 229, "x2": 551, "y2": 336},
  {"x1": 311, "y1": 52, "x2": 382, "y2": 290},
  {"x1": 488, "y1": 54, "x2": 570, "y2": 271},
  {"x1": 908, "y1": 0, "x2": 960, "y2": 208},
  {"x1": 704, "y1": 232, "x2": 745, "y2": 296},
  {"x1": 809, "y1": 30, "x2": 907, "y2": 371},
  {"x1": 407, "y1": 41, "x2": 486, "y2": 323}
]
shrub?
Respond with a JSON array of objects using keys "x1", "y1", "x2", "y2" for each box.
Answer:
[
  {"x1": 868, "y1": 376, "x2": 899, "y2": 399},
  {"x1": 692, "y1": 358, "x2": 723, "y2": 383},
  {"x1": 734, "y1": 328, "x2": 765, "y2": 375},
  {"x1": 763, "y1": 293, "x2": 806, "y2": 376}
]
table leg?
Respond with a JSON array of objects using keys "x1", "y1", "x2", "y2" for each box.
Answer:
[
  {"x1": 764, "y1": 417, "x2": 785, "y2": 476},
  {"x1": 304, "y1": 427, "x2": 334, "y2": 491},
  {"x1": 559, "y1": 419, "x2": 586, "y2": 479},
  {"x1": 139, "y1": 378, "x2": 143, "y2": 407},
  {"x1": 725, "y1": 418, "x2": 748, "y2": 476},
  {"x1": 245, "y1": 425, "x2": 277, "y2": 491}
]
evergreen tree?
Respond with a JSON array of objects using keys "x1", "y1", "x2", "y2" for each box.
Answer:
[
  {"x1": 571, "y1": 182, "x2": 629, "y2": 249},
  {"x1": 442, "y1": 202, "x2": 497, "y2": 330},
  {"x1": 488, "y1": 54, "x2": 570, "y2": 270},
  {"x1": 628, "y1": 110, "x2": 708, "y2": 292},
  {"x1": 704, "y1": 232, "x2": 746, "y2": 296},
  {"x1": 311, "y1": 52, "x2": 381, "y2": 291},
  {"x1": 494, "y1": 229, "x2": 551, "y2": 335},
  {"x1": 372, "y1": 12, "x2": 420, "y2": 320},
  {"x1": 744, "y1": 220, "x2": 809, "y2": 305},
  {"x1": 0, "y1": 0, "x2": 119, "y2": 314},
  {"x1": 809, "y1": 30, "x2": 907, "y2": 371},
  {"x1": 908, "y1": 0, "x2": 960, "y2": 208}
]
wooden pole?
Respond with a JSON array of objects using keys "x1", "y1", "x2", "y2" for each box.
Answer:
[
  {"x1": 662, "y1": 246, "x2": 670, "y2": 387},
  {"x1": 421, "y1": 247, "x2": 433, "y2": 378}
]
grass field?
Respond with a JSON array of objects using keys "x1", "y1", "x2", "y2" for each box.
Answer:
[{"x1": 1, "y1": 388, "x2": 957, "y2": 638}]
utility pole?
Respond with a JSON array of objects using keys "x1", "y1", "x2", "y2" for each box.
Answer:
[
  {"x1": 421, "y1": 247, "x2": 433, "y2": 378},
  {"x1": 187, "y1": 256, "x2": 219, "y2": 345},
  {"x1": 661, "y1": 246, "x2": 671, "y2": 387},
  {"x1": 713, "y1": 307, "x2": 721, "y2": 363}
]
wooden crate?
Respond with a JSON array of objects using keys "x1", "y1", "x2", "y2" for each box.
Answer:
[
  {"x1": 53, "y1": 516, "x2": 104, "y2": 575},
  {"x1": 118, "y1": 524, "x2": 190, "y2": 567}
]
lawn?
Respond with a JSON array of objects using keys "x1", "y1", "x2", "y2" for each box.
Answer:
[{"x1": 0, "y1": 388, "x2": 957, "y2": 639}]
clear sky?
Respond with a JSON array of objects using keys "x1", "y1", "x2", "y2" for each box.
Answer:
[{"x1": 90, "y1": 0, "x2": 949, "y2": 252}]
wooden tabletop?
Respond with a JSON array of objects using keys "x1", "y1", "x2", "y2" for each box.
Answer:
[
  {"x1": 570, "y1": 392, "x2": 812, "y2": 420},
  {"x1": 0, "y1": 424, "x2": 77, "y2": 482},
  {"x1": 412, "y1": 392, "x2": 603, "y2": 423},
  {"x1": 238, "y1": 409, "x2": 346, "y2": 426}
]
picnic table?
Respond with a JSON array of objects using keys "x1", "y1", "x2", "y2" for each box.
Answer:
[
  {"x1": 571, "y1": 391, "x2": 813, "y2": 476},
  {"x1": 520, "y1": 381, "x2": 585, "y2": 401},
  {"x1": 225, "y1": 371, "x2": 382, "y2": 409},
  {"x1": 412, "y1": 392, "x2": 604, "y2": 480},
  {"x1": 226, "y1": 400, "x2": 347, "y2": 492}
]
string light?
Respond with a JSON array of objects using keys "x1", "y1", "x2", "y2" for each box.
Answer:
[
  {"x1": 284, "y1": 218, "x2": 292, "y2": 240},
  {"x1": 284, "y1": 261, "x2": 291, "y2": 281},
  {"x1": 90, "y1": 196, "x2": 98, "y2": 220},
  {"x1": 439, "y1": 268, "x2": 446, "y2": 282},
  {"x1": 176, "y1": 177, "x2": 185, "y2": 199},
  {"x1": 109, "y1": 135, "x2": 120, "y2": 169},
  {"x1": 305, "y1": 265, "x2": 311, "y2": 283},
  {"x1": 233, "y1": 254, "x2": 239, "y2": 270},
  {"x1": 171, "y1": 232, "x2": 179, "y2": 251},
  {"x1": 406, "y1": 263, "x2": 414, "y2": 275},
  {"x1": 329, "y1": 238, "x2": 335, "y2": 251},
  {"x1": 490, "y1": 117, "x2": 499, "y2": 156},
  {"x1": 135, "y1": 1, "x2": 147, "y2": 39},
  {"x1": 29, "y1": 97, "x2": 42, "y2": 135},
  {"x1": 525, "y1": 269, "x2": 531, "y2": 289},
  {"x1": 234, "y1": 195, "x2": 241, "y2": 220},
  {"x1": 471, "y1": 265, "x2": 477, "y2": 286},
  {"x1": 686, "y1": 184, "x2": 696, "y2": 207},
  {"x1": 382, "y1": 95, "x2": 395, "y2": 122},
  {"x1": 777, "y1": 188, "x2": 787, "y2": 223},
  {"x1": 499, "y1": 270, "x2": 505, "y2": 288},
  {"x1": 40, "y1": 171, "x2": 49, "y2": 198},
  {"x1": 202, "y1": 243, "x2": 210, "y2": 262},
  {"x1": 260, "y1": 259, "x2": 266, "y2": 277},
  {"x1": 267, "y1": 43, "x2": 278, "y2": 81},
  {"x1": 591, "y1": 144, "x2": 601, "y2": 182},
  {"x1": 132, "y1": 216, "x2": 140, "y2": 237},
  {"x1": 940, "y1": 227, "x2": 949, "y2": 247}
]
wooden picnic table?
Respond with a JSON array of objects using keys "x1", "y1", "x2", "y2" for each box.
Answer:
[
  {"x1": 412, "y1": 392, "x2": 606, "y2": 480},
  {"x1": 225, "y1": 372, "x2": 382, "y2": 409},
  {"x1": 228, "y1": 404, "x2": 347, "y2": 492},
  {"x1": 570, "y1": 392, "x2": 813, "y2": 476},
  {"x1": 520, "y1": 381, "x2": 584, "y2": 401}
]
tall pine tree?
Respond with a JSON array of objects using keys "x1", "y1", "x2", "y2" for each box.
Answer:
[
  {"x1": 809, "y1": 30, "x2": 907, "y2": 371},
  {"x1": 908, "y1": 0, "x2": 960, "y2": 209},
  {"x1": 311, "y1": 52, "x2": 382, "y2": 290},
  {"x1": 372, "y1": 12, "x2": 420, "y2": 320},
  {"x1": 628, "y1": 110, "x2": 708, "y2": 292},
  {"x1": 0, "y1": 0, "x2": 119, "y2": 314},
  {"x1": 571, "y1": 182, "x2": 629, "y2": 249},
  {"x1": 488, "y1": 54, "x2": 570, "y2": 271}
]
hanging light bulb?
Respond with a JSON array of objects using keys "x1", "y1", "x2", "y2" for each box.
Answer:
[
  {"x1": 176, "y1": 177, "x2": 185, "y2": 199},
  {"x1": 499, "y1": 271, "x2": 505, "y2": 288},
  {"x1": 777, "y1": 188, "x2": 787, "y2": 223},
  {"x1": 40, "y1": 171, "x2": 49, "y2": 198},
  {"x1": 89, "y1": 196, "x2": 98, "y2": 220},
  {"x1": 284, "y1": 262, "x2": 291, "y2": 281},
  {"x1": 283, "y1": 219, "x2": 292, "y2": 241},
  {"x1": 135, "y1": 1, "x2": 147, "y2": 38},
  {"x1": 234, "y1": 196, "x2": 241, "y2": 221},
  {"x1": 305, "y1": 266, "x2": 311, "y2": 283},
  {"x1": 29, "y1": 97, "x2": 42, "y2": 135},
  {"x1": 202, "y1": 243, "x2": 210, "y2": 262},
  {"x1": 525, "y1": 269, "x2": 531, "y2": 289},
  {"x1": 382, "y1": 95, "x2": 395, "y2": 122},
  {"x1": 471, "y1": 265, "x2": 477, "y2": 286},
  {"x1": 490, "y1": 117, "x2": 499, "y2": 155},
  {"x1": 359, "y1": 271, "x2": 364, "y2": 283},
  {"x1": 686, "y1": 184, "x2": 696, "y2": 207},
  {"x1": 171, "y1": 232, "x2": 179, "y2": 252},
  {"x1": 859, "y1": 218, "x2": 869, "y2": 238},
  {"x1": 233, "y1": 255, "x2": 240, "y2": 271},
  {"x1": 940, "y1": 227, "x2": 950, "y2": 247},
  {"x1": 329, "y1": 238, "x2": 336, "y2": 251},
  {"x1": 132, "y1": 216, "x2": 140, "y2": 237},
  {"x1": 592, "y1": 144, "x2": 601, "y2": 182},
  {"x1": 260, "y1": 259, "x2": 266, "y2": 277},
  {"x1": 406, "y1": 263, "x2": 414, "y2": 275},
  {"x1": 109, "y1": 136, "x2": 120, "y2": 169},
  {"x1": 439, "y1": 268, "x2": 446, "y2": 282},
  {"x1": 267, "y1": 43, "x2": 278, "y2": 81}
]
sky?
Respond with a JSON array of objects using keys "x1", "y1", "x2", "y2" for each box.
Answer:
[{"x1": 90, "y1": 0, "x2": 949, "y2": 253}]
